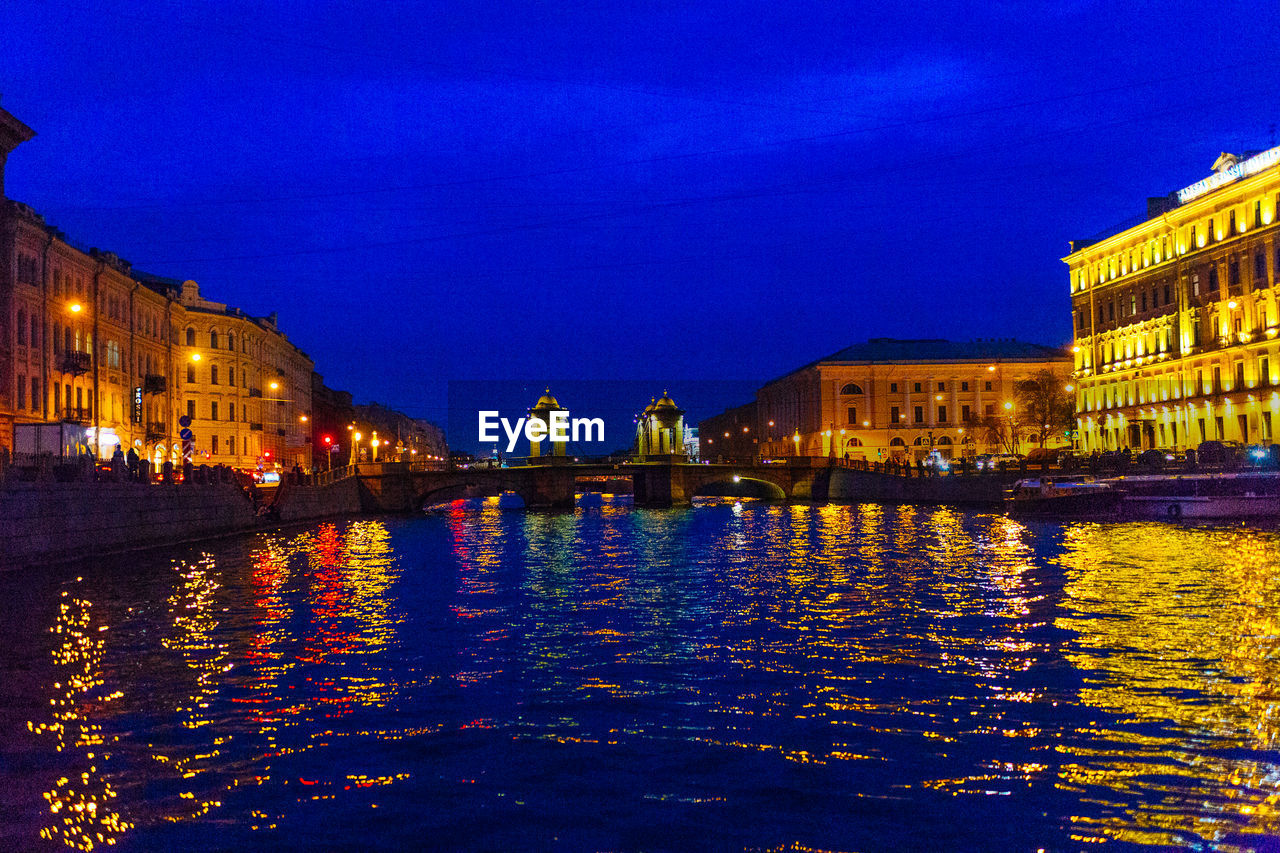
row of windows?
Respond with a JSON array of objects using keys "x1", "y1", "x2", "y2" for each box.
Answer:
[
  {"x1": 185, "y1": 327, "x2": 253, "y2": 353},
  {"x1": 203, "y1": 435, "x2": 253, "y2": 456},
  {"x1": 1082, "y1": 413, "x2": 1275, "y2": 447},
  {"x1": 1074, "y1": 192, "x2": 1280, "y2": 291},
  {"x1": 1082, "y1": 246, "x2": 1279, "y2": 331},
  {"x1": 839, "y1": 379, "x2": 997, "y2": 395},
  {"x1": 1084, "y1": 356, "x2": 1275, "y2": 411},
  {"x1": 14, "y1": 376, "x2": 40, "y2": 412},
  {"x1": 185, "y1": 363, "x2": 264, "y2": 388},
  {"x1": 99, "y1": 294, "x2": 164, "y2": 339},
  {"x1": 16, "y1": 253, "x2": 38, "y2": 285},
  {"x1": 15, "y1": 379, "x2": 92, "y2": 418},
  {"x1": 14, "y1": 311, "x2": 39, "y2": 347},
  {"x1": 184, "y1": 399, "x2": 257, "y2": 423},
  {"x1": 13, "y1": 256, "x2": 97, "y2": 302},
  {"x1": 20, "y1": 315, "x2": 161, "y2": 375},
  {"x1": 844, "y1": 403, "x2": 998, "y2": 426},
  {"x1": 52, "y1": 269, "x2": 86, "y2": 299}
]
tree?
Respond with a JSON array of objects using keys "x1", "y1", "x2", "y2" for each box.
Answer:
[
  {"x1": 966, "y1": 409, "x2": 1017, "y2": 454},
  {"x1": 1014, "y1": 369, "x2": 1075, "y2": 449}
]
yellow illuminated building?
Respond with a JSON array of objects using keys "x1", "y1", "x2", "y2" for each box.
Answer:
[
  {"x1": 1066, "y1": 146, "x2": 1280, "y2": 451},
  {"x1": 1, "y1": 103, "x2": 314, "y2": 469},
  {"x1": 753, "y1": 338, "x2": 1072, "y2": 461},
  {"x1": 173, "y1": 280, "x2": 313, "y2": 470}
]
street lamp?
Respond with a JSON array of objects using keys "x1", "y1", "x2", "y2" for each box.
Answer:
[
  {"x1": 1003, "y1": 400, "x2": 1017, "y2": 454},
  {"x1": 351, "y1": 431, "x2": 361, "y2": 465}
]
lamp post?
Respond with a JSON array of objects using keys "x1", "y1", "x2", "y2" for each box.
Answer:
[
  {"x1": 351, "y1": 431, "x2": 361, "y2": 465},
  {"x1": 1003, "y1": 400, "x2": 1016, "y2": 454}
]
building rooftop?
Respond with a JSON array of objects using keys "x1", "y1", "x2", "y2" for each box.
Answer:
[
  {"x1": 1070, "y1": 145, "x2": 1280, "y2": 251},
  {"x1": 818, "y1": 338, "x2": 1068, "y2": 365}
]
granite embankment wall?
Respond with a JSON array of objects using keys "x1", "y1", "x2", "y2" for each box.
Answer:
[
  {"x1": 828, "y1": 467, "x2": 1010, "y2": 505},
  {"x1": 0, "y1": 476, "x2": 364, "y2": 570},
  {"x1": 274, "y1": 476, "x2": 362, "y2": 522}
]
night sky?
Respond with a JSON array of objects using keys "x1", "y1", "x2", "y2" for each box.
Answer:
[{"x1": 5, "y1": 1, "x2": 1279, "y2": 439}]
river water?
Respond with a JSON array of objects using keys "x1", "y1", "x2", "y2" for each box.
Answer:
[{"x1": 1, "y1": 497, "x2": 1278, "y2": 851}]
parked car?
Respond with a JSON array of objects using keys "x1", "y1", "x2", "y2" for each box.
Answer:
[
  {"x1": 922, "y1": 450, "x2": 951, "y2": 471},
  {"x1": 1136, "y1": 448, "x2": 1167, "y2": 467},
  {"x1": 976, "y1": 453, "x2": 1022, "y2": 471},
  {"x1": 1024, "y1": 447, "x2": 1068, "y2": 466},
  {"x1": 1197, "y1": 440, "x2": 1245, "y2": 468}
]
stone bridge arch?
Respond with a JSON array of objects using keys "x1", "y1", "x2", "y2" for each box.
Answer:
[{"x1": 687, "y1": 472, "x2": 788, "y2": 501}]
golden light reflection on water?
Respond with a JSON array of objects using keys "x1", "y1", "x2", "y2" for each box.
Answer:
[
  {"x1": 28, "y1": 586, "x2": 131, "y2": 849},
  {"x1": 1055, "y1": 522, "x2": 1280, "y2": 848},
  {"x1": 23, "y1": 520, "x2": 405, "y2": 848},
  {"x1": 15, "y1": 506, "x2": 1280, "y2": 849}
]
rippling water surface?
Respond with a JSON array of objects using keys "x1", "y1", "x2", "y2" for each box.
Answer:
[{"x1": 2, "y1": 498, "x2": 1279, "y2": 851}]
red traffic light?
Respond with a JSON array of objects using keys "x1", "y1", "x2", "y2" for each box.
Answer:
[
  {"x1": 264, "y1": 451, "x2": 272, "y2": 458},
  {"x1": 323, "y1": 435, "x2": 332, "y2": 445}
]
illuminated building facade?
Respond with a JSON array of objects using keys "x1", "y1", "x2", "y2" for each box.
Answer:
[
  {"x1": 753, "y1": 339, "x2": 1071, "y2": 461},
  {"x1": 172, "y1": 279, "x2": 314, "y2": 470},
  {"x1": 1067, "y1": 146, "x2": 1280, "y2": 451},
  {"x1": 5, "y1": 196, "x2": 179, "y2": 462},
  {"x1": 698, "y1": 400, "x2": 757, "y2": 461},
  {"x1": 0, "y1": 103, "x2": 320, "y2": 469}
]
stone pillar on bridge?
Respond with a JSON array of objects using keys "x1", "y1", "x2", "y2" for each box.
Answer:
[
  {"x1": 516, "y1": 466, "x2": 577, "y2": 509},
  {"x1": 633, "y1": 463, "x2": 689, "y2": 507},
  {"x1": 635, "y1": 392, "x2": 688, "y2": 462},
  {"x1": 528, "y1": 389, "x2": 568, "y2": 461}
]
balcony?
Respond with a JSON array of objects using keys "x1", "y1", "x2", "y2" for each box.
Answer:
[
  {"x1": 143, "y1": 374, "x2": 167, "y2": 394},
  {"x1": 59, "y1": 406, "x2": 92, "y2": 424},
  {"x1": 60, "y1": 351, "x2": 92, "y2": 376},
  {"x1": 250, "y1": 422, "x2": 263, "y2": 431},
  {"x1": 146, "y1": 422, "x2": 168, "y2": 442},
  {"x1": 248, "y1": 388, "x2": 262, "y2": 398}
]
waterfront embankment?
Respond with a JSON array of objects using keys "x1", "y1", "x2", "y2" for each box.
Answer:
[{"x1": 0, "y1": 466, "x2": 361, "y2": 570}]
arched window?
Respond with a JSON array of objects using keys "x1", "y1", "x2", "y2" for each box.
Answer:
[
  {"x1": 186, "y1": 327, "x2": 196, "y2": 346},
  {"x1": 937, "y1": 436, "x2": 953, "y2": 445},
  {"x1": 227, "y1": 332, "x2": 235, "y2": 351},
  {"x1": 890, "y1": 437, "x2": 906, "y2": 447},
  {"x1": 209, "y1": 329, "x2": 218, "y2": 349},
  {"x1": 840, "y1": 382, "x2": 864, "y2": 395},
  {"x1": 845, "y1": 437, "x2": 863, "y2": 447},
  {"x1": 913, "y1": 436, "x2": 926, "y2": 446}
]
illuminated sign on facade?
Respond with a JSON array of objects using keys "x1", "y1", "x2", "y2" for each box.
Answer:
[{"x1": 1176, "y1": 145, "x2": 1280, "y2": 204}]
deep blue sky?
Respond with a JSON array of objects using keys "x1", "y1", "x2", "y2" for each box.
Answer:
[{"x1": 4, "y1": 1, "x2": 1278, "y2": 430}]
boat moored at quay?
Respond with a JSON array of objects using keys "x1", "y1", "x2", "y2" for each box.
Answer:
[
  {"x1": 1006, "y1": 471, "x2": 1280, "y2": 521},
  {"x1": 1004, "y1": 475, "x2": 1123, "y2": 517},
  {"x1": 1111, "y1": 472, "x2": 1280, "y2": 521}
]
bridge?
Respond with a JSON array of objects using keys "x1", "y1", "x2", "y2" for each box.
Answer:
[{"x1": 347, "y1": 459, "x2": 834, "y2": 511}]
